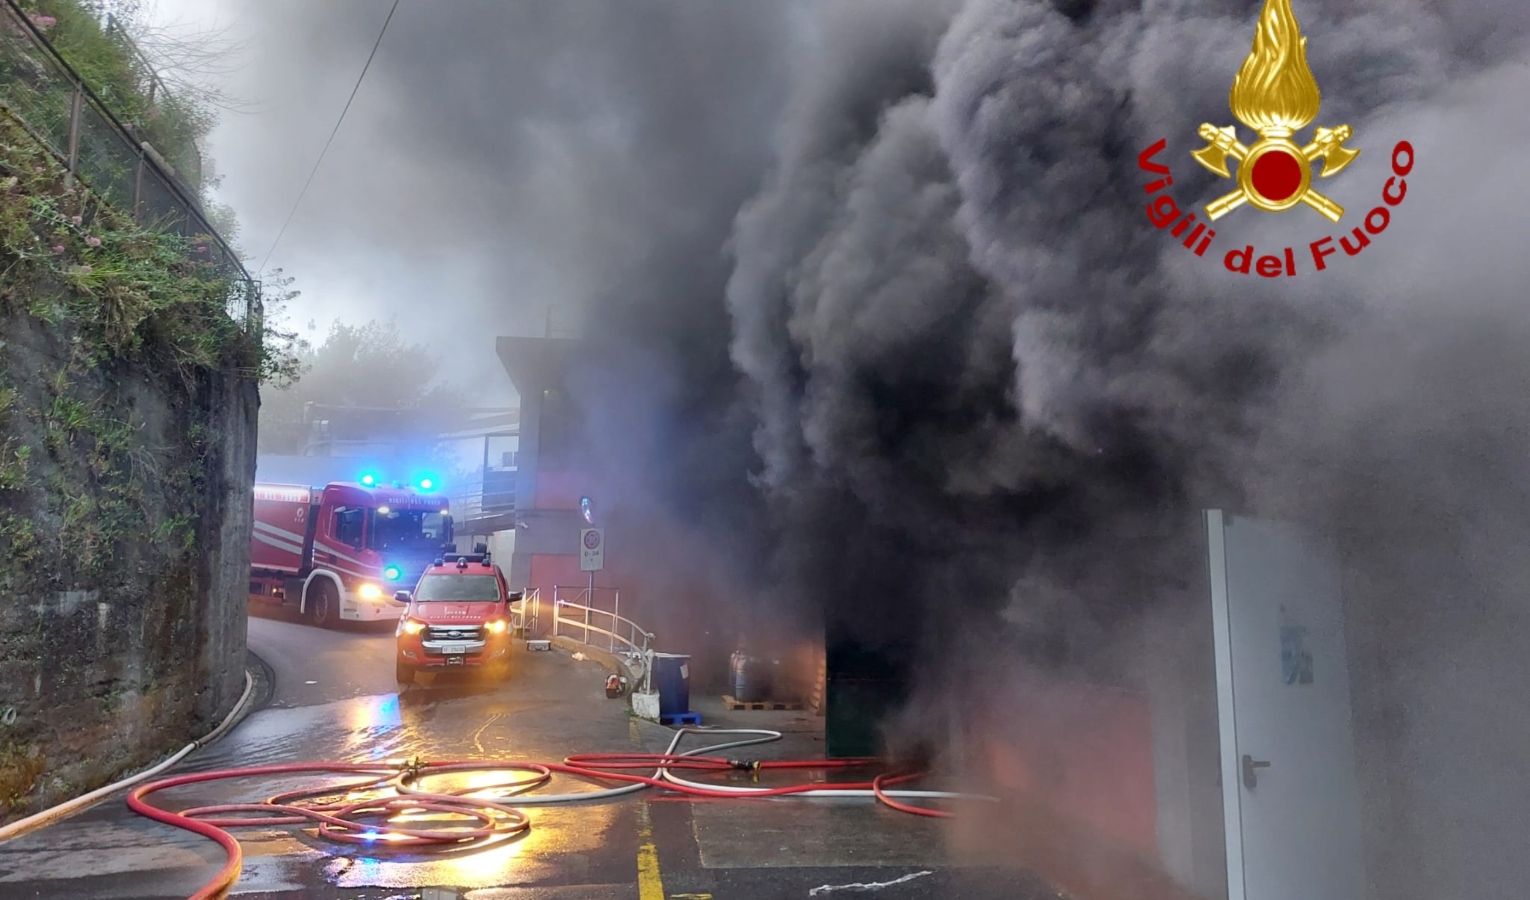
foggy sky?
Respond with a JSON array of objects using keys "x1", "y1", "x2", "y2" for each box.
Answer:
[{"x1": 152, "y1": 0, "x2": 805, "y2": 399}]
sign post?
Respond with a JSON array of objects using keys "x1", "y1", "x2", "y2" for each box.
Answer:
[{"x1": 580, "y1": 527, "x2": 604, "y2": 613}]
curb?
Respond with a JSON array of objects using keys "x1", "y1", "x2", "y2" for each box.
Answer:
[
  {"x1": 549, "y1": 635, "x2": 645, "y2": 689},
  {"x1": 241, "y1": 648, "x2": 277, "y2": 719},
  {"x1": 550, "y1": 635, "x2": 622, "y2": 674}
]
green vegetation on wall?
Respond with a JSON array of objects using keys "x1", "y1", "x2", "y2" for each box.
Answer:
[
  {"x1": 0, "y1": 115, "x2": 234, "y2": 579},
  {"x1": 0, "y1": 0, "x2": 278, "y2": 819},
  {"x1": 18, "y1": 0, "x2": 210, "y2": 191}
]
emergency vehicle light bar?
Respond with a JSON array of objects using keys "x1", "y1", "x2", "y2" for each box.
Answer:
[{"x1": 440, "y1": 553, "x2": 491, "y2": 567}]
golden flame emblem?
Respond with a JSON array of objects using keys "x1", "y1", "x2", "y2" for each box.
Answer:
[{"x1": 1191, "y1": 0, "x2": 1359, "y2": 222}]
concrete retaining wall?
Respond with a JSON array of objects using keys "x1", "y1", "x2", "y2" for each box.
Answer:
[{"x1": 0, "y1": 314, "x2": 257, "y2": 822}]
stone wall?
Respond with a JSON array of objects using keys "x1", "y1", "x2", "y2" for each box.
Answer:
[{"x1": 0, "y1": 312, "x2": 256, "y2": 821}]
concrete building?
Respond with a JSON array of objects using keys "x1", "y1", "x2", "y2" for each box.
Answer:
[{"x1": 494, "y1": 336, "x2": 619, "y2": 605}]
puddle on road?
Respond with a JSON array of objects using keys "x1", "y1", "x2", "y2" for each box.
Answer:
[
  {"x1": 158, "y1": 689, "x2": 633, "y2": 893},
  {"x1": 321, "y1": 802, "x2": 624, "y2": 890}
]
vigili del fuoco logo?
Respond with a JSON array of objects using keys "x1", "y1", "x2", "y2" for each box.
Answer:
[{"x1": 1136, "y1": 0, "x2": 1413, "y2": 277}]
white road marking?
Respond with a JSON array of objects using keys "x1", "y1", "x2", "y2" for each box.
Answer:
[{"x1": 808, "y1": 871, "x2": 935, "y2": 896}]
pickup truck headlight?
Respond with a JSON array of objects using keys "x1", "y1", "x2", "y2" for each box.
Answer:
[
  {"x1": 486, "y1": 619, "x2": 508, "y2": 634},
  {"x1": 399, "y1": 618, "x2": 426, "y2": 636},
  {"x1": 357, "y1": 583, "x2": 383, "y2": 600}
]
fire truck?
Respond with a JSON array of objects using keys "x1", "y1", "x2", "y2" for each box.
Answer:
[{"x1": 248, "y1": 478, "x2": 454, "y2": 628}]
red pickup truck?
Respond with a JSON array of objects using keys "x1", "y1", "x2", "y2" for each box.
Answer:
[{"x1": 394, "y1": 552, "x2": 521, "y2": 684}]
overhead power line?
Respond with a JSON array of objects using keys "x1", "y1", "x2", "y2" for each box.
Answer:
[{"x1": 258, "y1": 0, "x2": 401, "y2": 275}]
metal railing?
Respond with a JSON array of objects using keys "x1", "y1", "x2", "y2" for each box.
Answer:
[
  {"x1": 0, "y1": 0, "x2": 256, "y2": 327},
  {"x1": 446, "y1": 478, "x2": 516, "y2": 523},
  {"x1": 102, "y1": 13, "x2": 201, "y2": 188},
  {"x1": 510, "y1": 587, "x2": 540, "y2": 636},
  {"x1": 551, "y1": 586, "x2": 656, "y2": 692}
]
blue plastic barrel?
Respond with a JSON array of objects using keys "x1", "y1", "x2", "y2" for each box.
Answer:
[{"x1": 651, "y1": 653, "x2": 692, "y2": 717}]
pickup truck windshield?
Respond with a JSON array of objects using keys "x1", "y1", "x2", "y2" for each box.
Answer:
[
  {"x1": 369, "y1": 509, "x2": 449, "y2": 552},
  {"x1": 415, "y1": 574, "x2": 501, "y2": 602}
]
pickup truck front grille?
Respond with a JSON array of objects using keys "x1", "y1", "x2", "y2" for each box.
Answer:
[{"x1": 427, "y1": 625, "x2": 483, "y2": 642}]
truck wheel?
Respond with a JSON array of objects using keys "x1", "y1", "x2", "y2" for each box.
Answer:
[
  {"x1": 307, "y1": 582, "x2": 336, "y2": 629},
  {"x1": 395, "y1": 661, "x2": 414, "y2": 685}
]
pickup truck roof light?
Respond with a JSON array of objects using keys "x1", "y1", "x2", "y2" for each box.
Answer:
[{"x1": 440, "y1": 553, "x2": 491, "y2": 566}]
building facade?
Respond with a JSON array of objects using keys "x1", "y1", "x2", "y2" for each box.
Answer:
[{"x1": 495, "y1": 336, "x2": 621, "y2": 606}]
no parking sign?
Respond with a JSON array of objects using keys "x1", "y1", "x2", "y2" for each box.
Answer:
[{"x1": 579, "y1": 527, "x2": 604, "y2": 572}]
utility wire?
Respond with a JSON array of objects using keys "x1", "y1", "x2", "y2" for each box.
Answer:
[{"x1": 258, "y1": 0, "x2": 400, "y2": 275}]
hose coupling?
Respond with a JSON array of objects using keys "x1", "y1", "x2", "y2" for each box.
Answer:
[{"x1": 728, "y1": 759, "x2": 761, "y2": 771}]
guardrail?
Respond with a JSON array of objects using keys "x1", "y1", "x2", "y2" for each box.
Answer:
[
  {"x1": 0, "y1": 0, "x2": 257, "y2": 326},
  {"x1": 551, "y1": 586, "x2": 655, "y2": 692},
  {"x1": 446, "y1": 479, "x2": 516, "y2": 522}
]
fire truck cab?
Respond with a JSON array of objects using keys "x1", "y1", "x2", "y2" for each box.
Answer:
[{"x1": 249, "y1": 479, "x2": 454, "y2": 628}]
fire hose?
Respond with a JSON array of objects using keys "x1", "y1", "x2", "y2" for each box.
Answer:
[{"x1": 126, "y1": 727, "x2": 996, "y2": 900}]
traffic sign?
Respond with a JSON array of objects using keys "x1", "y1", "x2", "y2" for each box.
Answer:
[{"x1": 579, "y1": 527, "x2": 604, "y2": 572}]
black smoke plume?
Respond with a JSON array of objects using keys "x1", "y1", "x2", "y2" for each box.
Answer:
[{"x1": 222, "y1": 1, "x2": 1530, "y2": 893}]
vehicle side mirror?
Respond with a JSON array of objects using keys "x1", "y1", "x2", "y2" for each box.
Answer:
[
  {"x1": 394, "y1": 591, "x2": 411, "y2": 602},
  {"x1": 507, "y1": 590, "x2": 524, "y2": 602}
]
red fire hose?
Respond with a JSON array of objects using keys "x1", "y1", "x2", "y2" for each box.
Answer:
[{"x1": 125, "y1": 729, "x2": 983, "y2": 900}]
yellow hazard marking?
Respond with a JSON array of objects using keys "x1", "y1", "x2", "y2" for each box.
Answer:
[{"x1": 637, "y1": 801, "x2": 665, "y2": 900}]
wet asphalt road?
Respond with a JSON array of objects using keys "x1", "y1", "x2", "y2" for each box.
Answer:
[{"x1": 0, "y1": 610, "x2": 1056, "y2": 900}]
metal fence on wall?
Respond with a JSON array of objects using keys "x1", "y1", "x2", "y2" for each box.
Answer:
[
  {"x1": 102, "y1": 13, "x2": 202, "y2": 188},
  {"x1": 0, "y1": 0, "x2": 258, "y2": 327}
]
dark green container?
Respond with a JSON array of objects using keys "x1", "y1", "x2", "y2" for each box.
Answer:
[
  {"x1": 825, "y1": 677, "x2": 907, "y2": 758},
  {"x1": 824, "y1": 628, "x2": 912, "y2": 759}
]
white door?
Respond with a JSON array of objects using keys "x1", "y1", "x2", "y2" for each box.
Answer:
[{"x1": 1205, "y1": 510, "x2": 1366, "y2": 900}]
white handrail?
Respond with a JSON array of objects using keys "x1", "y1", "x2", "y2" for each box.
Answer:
[
  {"x1": 510, "y1": 587, "x2": 540, "y2": 636},
  {"x1": 550, "y1": 588, "x2": 656, "y2": 692}
]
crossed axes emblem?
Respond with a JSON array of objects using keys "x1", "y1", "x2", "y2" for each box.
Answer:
[{"x1": 1191, "y1": 123, "x2": 1359, "y2": 223}]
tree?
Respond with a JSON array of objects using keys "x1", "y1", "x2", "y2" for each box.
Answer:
[
  {"x1": 258, "y1": 318, "x2": 462, "y2": 456},
  {"x1": 254, "y1": 268, "x2": 308, "y2": 389}
]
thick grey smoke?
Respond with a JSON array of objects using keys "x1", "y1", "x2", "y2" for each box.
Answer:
[
  {"x1": 214, "y1": 2, "x2": 1530, "y2": 892},
  {"x1": 215, "y1": 0, "x2": 809, "y2": 625},
  {"x1": 213, "y1": 0, "x2": 804, "y2": 393},
  {"x1": 727, "y1": 0, "x2": 1530, "y2": 645},
  {"x1": 726, "y1": 0, "x2": 1530, "y2": 895}
]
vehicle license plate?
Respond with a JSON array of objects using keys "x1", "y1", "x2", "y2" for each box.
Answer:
[{"x1": 443, "y1": 644, "x2": 467, "y2": 655}]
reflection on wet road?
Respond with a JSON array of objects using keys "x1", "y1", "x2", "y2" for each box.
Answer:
[
  {"x1": 0, "y1": 614, "x2": 647, "y2": 898},
  {"x1": 0, "y1": 612, "x2": 1051, "y2": 900}
]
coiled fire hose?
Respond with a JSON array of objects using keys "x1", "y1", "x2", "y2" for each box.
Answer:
[{"x1": 126, "y1": 727, "x2": 996, "y2": 900}]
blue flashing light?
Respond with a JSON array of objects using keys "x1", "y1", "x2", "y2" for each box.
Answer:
[
  {"x1": 418, "y1": 478, "x2": 435, "y2": 491},
  {"x1": 383, "y1": 564, "x2": 402, "y2": 581},
  {"x1": 359, "y1": 472, "x2": 378, "y2": 487}
]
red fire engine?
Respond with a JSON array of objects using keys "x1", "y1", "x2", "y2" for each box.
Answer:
[{"x1": 248, "y1": 479, "x2": 454, "y2": 628}]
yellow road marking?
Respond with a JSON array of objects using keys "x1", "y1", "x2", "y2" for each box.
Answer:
[{"x1": 636, "y1": 801, "x2": 665, "y2": 900}]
